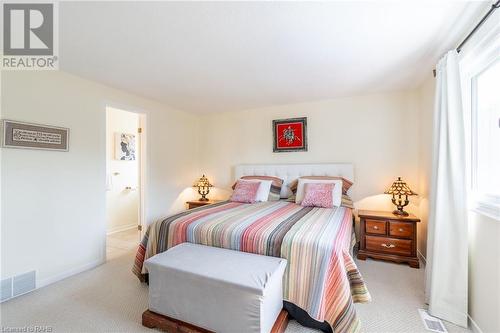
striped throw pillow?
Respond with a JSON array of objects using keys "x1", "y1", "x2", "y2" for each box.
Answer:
[
  {"x1": 341, "y1": 194, "x2": 355, "y2": 208},
  {"x1": 288, "y1": 176, "x2": 353, "y2": 195}
]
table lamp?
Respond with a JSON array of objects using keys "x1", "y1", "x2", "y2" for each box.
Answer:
[
  {"x1": 384, "y1": 177, "x2": 417, "y2": 216},
  {"x1": 193, "y1": 174, "x2": 213, "y2": 201}
]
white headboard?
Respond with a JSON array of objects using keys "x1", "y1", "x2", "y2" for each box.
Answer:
[{"x1": 234, "y1": 163, "x2": 354, "y2": 198}]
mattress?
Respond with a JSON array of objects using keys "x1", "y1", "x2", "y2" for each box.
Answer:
[{"x1": 133, "y1": 200, "x2": 371, "y2": 333}]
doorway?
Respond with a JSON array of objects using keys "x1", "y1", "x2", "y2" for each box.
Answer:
[{"x1": 105, "y1": 106, "x2": 145, "y2": 260}]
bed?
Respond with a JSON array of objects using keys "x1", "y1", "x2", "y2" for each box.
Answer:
[{"x1": 133, "y1": 164, "x2": 371, "y2": 333}]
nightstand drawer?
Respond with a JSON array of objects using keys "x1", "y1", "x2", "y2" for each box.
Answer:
[
  {"x1": 365, "y1": 236, "x2": 412, "y2": 256},
  {"x1": 389, "y1": 222, "x2": 413, "y2": 238},
  {"x1": 365, "y1": 219, "x2": 386, "y2": 235}
]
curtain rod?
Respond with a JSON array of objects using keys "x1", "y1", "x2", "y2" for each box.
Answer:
[
  {"x1": 456, "y1": 0, "x2": 500, "y2": 53},
  {"x1": 433, "y1": 0, "x2": 500, "y2": 77}
]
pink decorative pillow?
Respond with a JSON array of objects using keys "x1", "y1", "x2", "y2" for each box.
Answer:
[
  {"x1": 301, "y1": 183, "x2": 335, "y2": 208},
  {"x1": 232, "y1": 176, "x2": 283, "y2": 201},
  {"x1": 230, "y1": 181, "x2": 261, "y2": 203}
]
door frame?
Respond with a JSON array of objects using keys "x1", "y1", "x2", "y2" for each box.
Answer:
[
  {"x1": 137, "y1": 113, "x2": 147, "y2": 240},
  {"x1": 104, "y1": 102, "x2": 148, "y2": 243}
]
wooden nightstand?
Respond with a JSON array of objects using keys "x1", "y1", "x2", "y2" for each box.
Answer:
[
  {"x1": 186, "y1": 200, "x2": 220, "y2": 209},
  {"x1": 357, "y1": 210, "x2": 420, "y2": 268}
]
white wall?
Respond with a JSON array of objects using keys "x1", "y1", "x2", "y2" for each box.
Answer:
[
  {"x1": 468, "y1": 212, "x2": 500, "y2": 333},
  {"x1": 1, "y1": 71, "x2": 199, "y2": 287},
  {"x1": 199, "y1": 91, "x2": 421, "y2": 214},
  {"x1": 106, "y1": 108, "x2": 139, "y2": 234}
]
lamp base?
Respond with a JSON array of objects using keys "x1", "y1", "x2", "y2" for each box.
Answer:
[
  {"x1": 393, "y1": 209, "x2": 409, "y2": 216},
  {"x1": 198, "y1": 197, "x2": 209, "y2": 202}
]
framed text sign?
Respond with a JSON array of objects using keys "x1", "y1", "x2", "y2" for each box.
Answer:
[
  {"x1": 1, "y1": 120, "x2": 69, "y2": 151},
  {"x1": 272, "y1": 117, "x2": 307, "y2": 152}
]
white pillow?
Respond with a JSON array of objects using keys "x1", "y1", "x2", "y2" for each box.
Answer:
[
  {"x1": 238, "y1": 179, "x2": 272, "y2": 202},
  {"x1": 295, "y1": 178, "x2": 343, "y2": 207}
]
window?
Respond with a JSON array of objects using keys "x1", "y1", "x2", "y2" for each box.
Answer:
[
  {"x1": 462, "y1": 40, "x2": 500, "y2": 220},
  {"x1": 472, "y1": 59, "x2": 500, "y2": 197}
]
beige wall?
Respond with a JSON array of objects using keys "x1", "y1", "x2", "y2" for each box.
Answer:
[
  {"x1": 199, "y1": 91, "x2": 421, "y2": 211},
  {"x1": 106, "y1": 108, "x2": 140, "y2": 234},
  {"x1": 1, "y1": 71, "x2": 199, "y2": 287},
  {"x1": 416, "y1": 75, "x2": 435, "y2": 259}
]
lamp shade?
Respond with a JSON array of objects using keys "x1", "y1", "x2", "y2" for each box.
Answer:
[
  {"x1": 193, "y1": 174, "x2": 213, "y2": 201},
  {"x1": 193, "y1": 174, "x2": 213, "y2": 189},
  {"x1": 384, "y1": 177, "x2": 417, "y2": 196}
]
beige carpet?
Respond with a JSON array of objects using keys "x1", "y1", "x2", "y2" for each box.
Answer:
[
  {"x1": 1, "y1": 235, "x2": 471, "y2": 333},
  {"x1": 106, "y1": 229, "x2": 142, "y2": 260}
]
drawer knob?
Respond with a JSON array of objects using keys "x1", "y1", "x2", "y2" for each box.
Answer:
[
  {"x1": 381, "y1": 243, "x2": 396, "y2": 248},
  {"x1": 373, "y1": 226, "x2": 379, "y2": 230},
  {"x1": 398, "y1": 228, "x2": 404, "y2": 232}
]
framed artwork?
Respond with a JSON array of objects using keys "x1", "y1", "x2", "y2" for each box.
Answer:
[
  {"x1": 115, "y1": 132, "x2": 136, "y2": 161},
  {"x1": 272, "y1": 117, "x2": 307, "y2": 152},
  {"x1": 1, "y1": 119, "x2": 69, "y2": 151}
]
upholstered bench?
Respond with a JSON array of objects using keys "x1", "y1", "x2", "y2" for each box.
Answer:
[{"x1": 142, "y1": 243, "x2": 288, "y2": 333}]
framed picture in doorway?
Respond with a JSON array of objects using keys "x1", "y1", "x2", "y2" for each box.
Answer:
[
  {"x1": 272, "y1": 117, "x2": 307, "y2": 152},
  {"x1": 115, "y1": 132, "x2": 136, "y2": 161}
]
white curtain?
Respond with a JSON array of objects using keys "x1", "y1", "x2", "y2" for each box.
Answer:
[{"x1": 425, "y1": 50, "x2": 468, "y2": 327}]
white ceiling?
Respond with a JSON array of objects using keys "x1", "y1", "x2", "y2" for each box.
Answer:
[{"x1": 59, "y1": 1, "x2": 489, "y2": 114}]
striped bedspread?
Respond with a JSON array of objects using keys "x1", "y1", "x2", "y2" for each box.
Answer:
[{"x1": 133, "y1": 201, "x2": 370, "y2": 333}]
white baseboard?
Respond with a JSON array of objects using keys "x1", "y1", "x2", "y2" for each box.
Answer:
[
  {"x1": 37, "y1": 257, "x2": 105, "y2": 289},
  {"x1": 468, "y1": 314, "x2": 484, "y2": 333},
  {"x1": 417, "y1": 250, "x2": 427, "y2": 266},
  {"x1": 107, "y1": 223, "x2": 137, "y2": 235}
]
